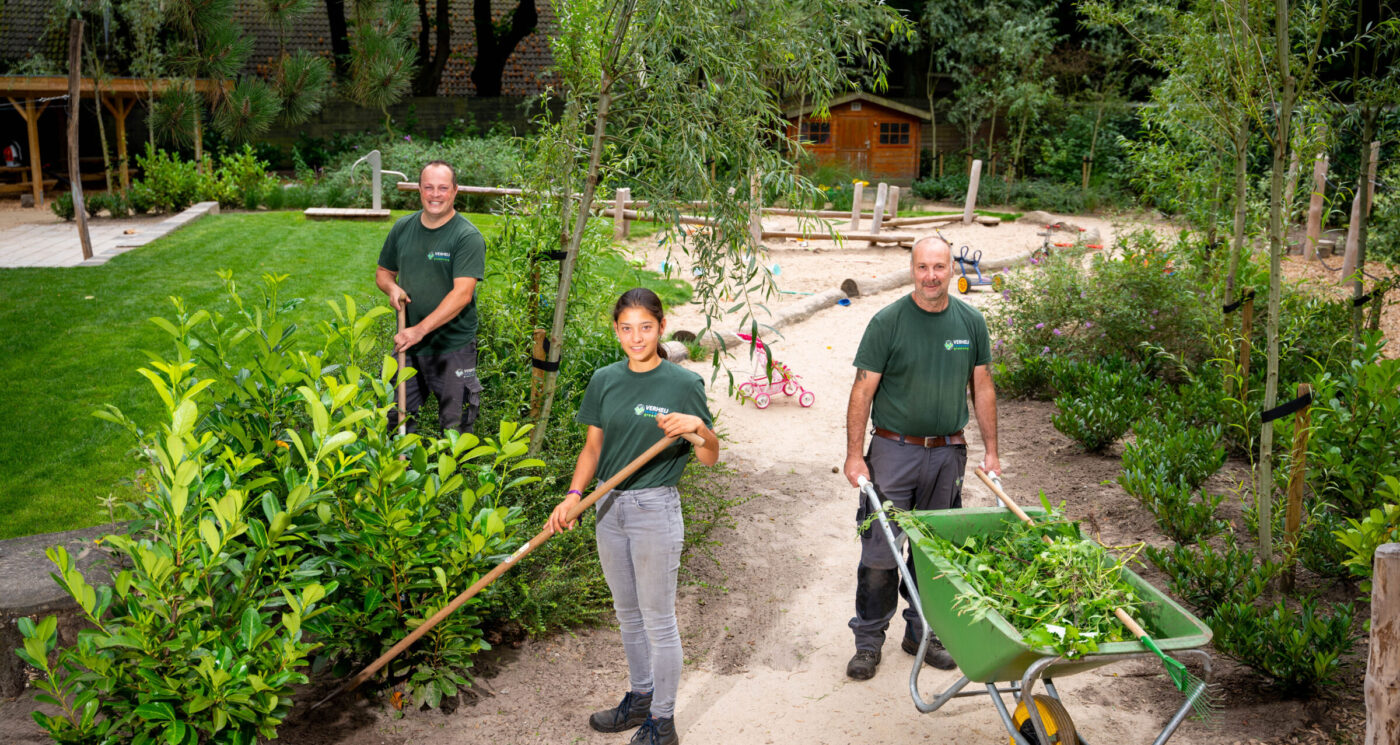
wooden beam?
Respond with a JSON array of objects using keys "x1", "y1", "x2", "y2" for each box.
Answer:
[
  {"x1": 7, "y1": 96, "x2": 49, "y2": 206},
  {"x1": 0, "y1": 76, "x2": 229, "y2": 97},
  {"x1": 1366, "y1": 543, "x2": 1400, "y2": 745},
  {"x1": 101, "y1": 95, "x2": 136, "y2": 191}
]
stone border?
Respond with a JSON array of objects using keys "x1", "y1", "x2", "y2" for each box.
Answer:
[{"x1": 80, "y1": 200, "x2": 221, "y2": 266}]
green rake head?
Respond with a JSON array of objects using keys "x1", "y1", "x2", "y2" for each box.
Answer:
[{"x1": 1138, "y1": 634, "x2": 1218, "y2": 721}]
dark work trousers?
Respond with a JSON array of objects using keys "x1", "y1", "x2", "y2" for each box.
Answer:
[
  {"x1": 850, "y1": 435, "x2": 966, "y2": 652},
  {"x1": 388, "y1": 341, "x2": 482, "y2": 434}
]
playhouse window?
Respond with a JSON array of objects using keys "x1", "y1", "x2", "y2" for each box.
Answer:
[
  {"x1": 878, "y1": 122, "x2": 910, "y2": 145},
  {"x1": 800, "y1": 121, "x2": 831, "y2": 145}
]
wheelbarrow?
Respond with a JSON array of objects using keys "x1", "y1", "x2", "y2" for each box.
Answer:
[{"x1": 857, "y1": 478, "x2": 1214, "y2": 745}]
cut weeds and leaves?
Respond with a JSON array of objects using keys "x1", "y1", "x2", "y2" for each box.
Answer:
[{"x1": 886, "y1": 503, "x2": 1146, "y2": 659}]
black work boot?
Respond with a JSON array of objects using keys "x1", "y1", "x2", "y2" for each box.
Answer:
[
  {"x1": 629, "y1": 715, "x2": 679, "y2": 745},
  {"x1": 902, "y1": 634, "x2": 956, "y2": 670},
  {"x1": 589, "y1": 690, "x2": 652, "y2": 733},
  {"x1": 845, "y1": 649, "x2": 882, "y2": 680}
]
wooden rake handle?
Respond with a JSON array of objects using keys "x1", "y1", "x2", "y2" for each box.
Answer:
[
  {"x1": 396, "y1": 307, "x2": 408, "y2": 436},
  {"x1": 313, "y1": 431, "x2": 706, "y2": 709},
  {"x1": 1113, "y1": 607, "x2": 1149, "y2": 639},
  {"x1": 974, "y1": 467, "x2": 1052, "y2": 546}
]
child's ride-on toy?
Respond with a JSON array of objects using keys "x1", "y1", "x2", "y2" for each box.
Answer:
[{"x1": 735, "y1": 332, "x2": 815, "y2": 409}]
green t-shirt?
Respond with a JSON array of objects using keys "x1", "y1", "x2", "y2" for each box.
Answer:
[
  {"x1": 577, "y1": 360, "x2": 713, "y2": 491},
  {"x1": 377, "y1": 212, "x2": 486, "y2": 355},
  {"x1": 853, "y1": 294, "x2": 991, "y2": 437}
]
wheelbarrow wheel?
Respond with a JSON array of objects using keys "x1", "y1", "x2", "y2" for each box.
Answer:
[
  {"x1": 957, "y1": 275, "x2": 970, "y2": 294},
  {"x1": 1011, "y1": 694, "x2": 1077, "y2": 745}
]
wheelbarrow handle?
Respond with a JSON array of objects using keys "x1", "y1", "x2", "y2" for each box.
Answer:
[{"x1": 855, "y1": 476, "x2": 948, "y2": 714}]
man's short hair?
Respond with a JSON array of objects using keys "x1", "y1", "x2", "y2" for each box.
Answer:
[
  {"x1": 420, "y1": 160, "x2": 457, "y2": 187},
  {"x1": 911, "y1": 235, "x2": 952, "y2": 258}
]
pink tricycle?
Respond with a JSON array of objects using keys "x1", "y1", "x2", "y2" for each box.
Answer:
[{"x1": 734, "y1": 332, "x2": 815, "y2": 409}]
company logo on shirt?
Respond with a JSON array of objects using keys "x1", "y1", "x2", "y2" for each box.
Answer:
[
  {"x1": 633, "y1": 403, "x2": 671, "y2": 419},
  {"x1": 427, "y1": 250, "x2": 452, "y2": 262},
  {"x1": 944, "y1": 339, "x2": 971, "y2": 351}
]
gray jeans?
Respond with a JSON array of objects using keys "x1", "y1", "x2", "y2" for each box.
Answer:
[
  {"x1": 595, "y1": 485, "x2": 685, "y2": 719},
  {"x1": 850, "y1": 436, "x2": 966, "y2": 651}
]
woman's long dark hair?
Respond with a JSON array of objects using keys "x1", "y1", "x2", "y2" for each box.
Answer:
[{"x1": 613, "y1": 288, "x2": 668, "y2": 360}]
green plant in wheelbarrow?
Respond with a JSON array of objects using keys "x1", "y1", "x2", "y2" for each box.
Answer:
[{"x1": 971, "y1": 470, "x2": 1218, "y2": 721}]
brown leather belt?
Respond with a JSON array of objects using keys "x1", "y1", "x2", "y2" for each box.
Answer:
[{"x1": 871, "y1": 427, "x2": 966, "y2": 448}]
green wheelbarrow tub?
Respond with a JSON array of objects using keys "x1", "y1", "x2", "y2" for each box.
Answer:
[{"x1": 902, "y1": 507, "x2": 1213, "y2": 684}]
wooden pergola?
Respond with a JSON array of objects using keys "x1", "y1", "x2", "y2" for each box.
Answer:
[{"x1": 1, "y1": 76, "x2": 226, "y2": 205}]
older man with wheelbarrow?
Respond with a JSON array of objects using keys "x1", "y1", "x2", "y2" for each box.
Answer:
[{"x1": 842, "y1": 235, "x2": 1001, "y2": 680}]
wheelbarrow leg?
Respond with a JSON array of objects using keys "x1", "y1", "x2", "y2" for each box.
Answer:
[{"x1": 987, "y1": 682, "x2": 1035, "y2": 745}]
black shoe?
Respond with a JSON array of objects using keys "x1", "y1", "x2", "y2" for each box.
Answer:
[
  {"x1": 589, "y1": 690, "x2": 652, "y2": 733},
  {"x1": 629, "y1": 716, "x2": 679, "y2": 745},
  {"x1": 846, "y1": 649, "x2": 881, "y2": 680},
  {"x1": 902, "y1": 635, "x2": 956, "y2": 670}
]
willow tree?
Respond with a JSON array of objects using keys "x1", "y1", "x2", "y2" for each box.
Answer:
[{"x1": 524, "y1": 0, "x2": 908, "y2": 452}]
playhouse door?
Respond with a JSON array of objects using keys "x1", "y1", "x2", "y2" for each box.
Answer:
[{"x1": 835, "y1": 116, "x2": 869, "y2": 174}]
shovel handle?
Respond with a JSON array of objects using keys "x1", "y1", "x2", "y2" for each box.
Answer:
[
  {"x1": 396, "y1": 307, "x2": 407, "y2": 436},
  {"x1": 1114, "y1": 607, "x2": 1148, "y2": 640},
  {"x1": 315, "y1": 430, "x2": 705, "y2": 708},
  {"x1": 974, "y1": 468, "x2": 1052, "y2": 545}
]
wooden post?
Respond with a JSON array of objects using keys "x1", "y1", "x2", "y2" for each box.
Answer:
[
  {"x1": 887, "y1": 185, "x2": 900, "y2": 219},
  {"x1": 67, "y1": 19, "x2": 93, "y2": 261},
  {"x1": 962, "y1": 159, "x2": 982, "y2": 224},
  {"x1": 7, "y1": 97, "x2": 48, "y2": 206},
  {"x1": 613, "y1": 187, "x2": 630, "y2": 240},
  {"x1": 1342, "y1": 188, "x2": 1363, "y2": 288},
  {"x1": 1282, "y1": 382, "x2": 1312, "y2": 592},
  {"x1": 1081, "y1": 155, "x2": 1090, "y2": 191},
  {"x1": 1365, "y1": 543, "x2": 1400, "y2": 745},
  {"x1": 1304, "y1": 155, "x2": 1327, "y2": 260},
  {"x1": 869, "y1": 182, "x2": 887, "y2": 246},
  {"x1": 849, "y1": 182, "x2": 864, "y2": 231},
  {"x1": 529, "y1": 329, "x2": 547, "y2": 418},
  {"x1": 1367, "y1": 141, "x2": 1380, "y2": 217},
  {"x1": 1237, "y1": 295, "x2": 1255, "y2": 402},
  {"x1": 100, "y1": 96, "x2": 134, "y2": 192}
]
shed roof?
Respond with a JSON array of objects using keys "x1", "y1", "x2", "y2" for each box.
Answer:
[{"x1": 784, "y1": 91, "x2": 931, "y2": 122}]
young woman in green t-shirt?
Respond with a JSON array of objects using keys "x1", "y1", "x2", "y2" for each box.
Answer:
[{"x1": 547, "y1": 288, "x2": 719, "y2": 745}]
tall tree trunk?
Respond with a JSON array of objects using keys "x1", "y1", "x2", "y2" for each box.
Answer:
[
  {"x1": 470, "y1": 0, "x2": 539, "y2": 97},
  {"x1": 1351, "y1": 109, "x2": 1377, "y2": 342},
  {"x1": 68, "y1": 19, "x2": 93, "y2": 261},
  {"x1": 1258, "y1": 0, "x2": 1295, "y2": 566},
  {"x1": 925, "y1": 49, "x2": 937, "y2": 176},
  {"x1": 86, "y1": 39, "x2": 113, "y2": 194},
  {"x1": 324, "y1": 0, "x2": 351, "y2": 77},
  {"x1": 413, "y1": 0, "x2": 453, "y2": 95},
  {"x1": 1085, "y1": 91, "x2": 1106, "y2": 190},
  {"x1": 529, "y1": 0, "x2": 635, "y2": 454},
  {"x1": 416, "y1": 0, "x2": 431, "y2": 78},
  {"x1": 1227, "y1": 112, "x2": 1249, "y2": 298}
]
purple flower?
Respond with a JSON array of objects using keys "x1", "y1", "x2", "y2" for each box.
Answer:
[
  {"x1": 1080, "y1": 291, "x2": 1087, "y2": 299},
  {"x1": 995, "y1": 339, "x2": 1004, "y2": 349},
  {"x1": 1053, "y1": 328, "x2": 1062, "y2": 336},
  {"x1": 1034, "y1": 322, "x2": 1045, "y2": 330},
  {"x1": 1002, "y1": 290, "x2": 1010, "y2": 300},
  {"x1": 404, "y1": 135, "x2": 412, "y2": 142},
  {"x1": 1030, "y1": 257, "x2": 1040, "y2": 265},
  {"x1": 1149, "y1": 324, "x2": 1156, "y2": 330},
  {"x1": 1007, "y1": 318, "x2": 1014, "y2": 326},
  {"x1": 1042, "y1": 346, "x2": 1050, "y2": 355},
  {"x1": 1151, "y1": 309, "x2": 1159, "y2": 315},
  {"x1": 1084, "y1": 321, "x2": 1094, "y2": 329}
]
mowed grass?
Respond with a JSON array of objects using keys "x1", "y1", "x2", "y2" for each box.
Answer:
[{"x1": 0, "y1": 210, "x2": 501, "y2": 539}]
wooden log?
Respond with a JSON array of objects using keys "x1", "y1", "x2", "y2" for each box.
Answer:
[
  {"x1": 850, "y1": 182, "x2": 864, "y2": 231},
  {"x1": 761, "y1": 229, "x2": 914, "y2": 243},
  {"x1": 67, "y1": 19, "x2": 92, "y2": 261},
  {"x1": 396, "y1": 182, "x2": 524, "y2": 196},
  {"x1": 1304, "y1": 155, "x2": 1327, "y2": 260},
  {"x1": 613, "y1": 187, "x2": 630, "y2": 240},
  {"x1": 886, "y1": 214, "x2": 962, "y2": 227},
  {"x1": 1342, "y1": 187, "x2": 1363, "y2": 287},
  {"x1": 764, "y1": 207, "x2": 889, "y2": 219},
  {"x1": 303, "y1": 208, "x2": 392, "y2": 221},
  {"x1": 963, "y1": 159, "x2": 982, "y2": 224},
  {"x1": 888, "y1": 185, "x2": 900, "y2": 218},
  {"x1": 1282, "y1": 382, "x2": 1312, "y2": 593},
  {"x1": 1365, "y1": 543, "x2": 1400, "y2": 745}
]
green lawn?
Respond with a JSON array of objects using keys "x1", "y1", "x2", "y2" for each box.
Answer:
[{"x1": 0, "y1": 210, "x2": 692, "y2": 539}]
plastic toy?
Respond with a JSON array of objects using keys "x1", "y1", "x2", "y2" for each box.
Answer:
[{"x1": 734, "y1": 332, "x2": 815, "y2": 409}]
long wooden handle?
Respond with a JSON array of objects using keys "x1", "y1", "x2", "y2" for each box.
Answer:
[
  {"x1": 1114, "y1": 607, "x2": 1148, "y2": 639},
  {"x1": 974, "y1": 468, "x2": 1051, "y2": 545},
  {"x1": 396, "y1": 307, "x2": 407, "y2": 436},
  {"x1": 316, "y1": 431, "x2": 706, "y2": 707}
]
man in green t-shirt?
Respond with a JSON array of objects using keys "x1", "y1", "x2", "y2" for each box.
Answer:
[
  {"x1": 841, "y1": 236, "x2": 1001, "y2": 680},
  {"x1": 375, "y1": 160, "x2": 487, "y2": 432}
]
